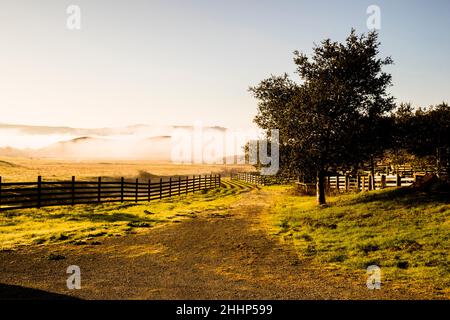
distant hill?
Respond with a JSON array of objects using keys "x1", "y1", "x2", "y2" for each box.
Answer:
[
  {"x1": 0, "y1": 160, "x2": 22, "y2": 168},
  {"x1": 0, "y1": 123, "x2": 245, "y2": 161},
  {"x1": 0, "y1": 123, "x2": 226, "y2": 137},
  {"x1": 28, "y1": 136, "x2": 173, "y2": 160},
  {"x1": 0, "y1": 147, "x2": 30, "y2": 158}
]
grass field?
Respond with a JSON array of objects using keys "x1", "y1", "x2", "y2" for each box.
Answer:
[
  {"x1": 0, "y1": 157, "x2": 254, "y2": 249},
  {"x1": 1, "y1": 158, "x2": 449, "y2": 298},
  {"x1": 0, "y1": 157, "x2": 253, "y2": 182},
  {"x1": 261, "y1": 186, "x2": 450, "y2": 297},
  {"x1": 0, "y1": 158, "x2": 250, "y2": 249},
  {"x1": 0, "y1": 179, "x2": 254, "y2": 250}
]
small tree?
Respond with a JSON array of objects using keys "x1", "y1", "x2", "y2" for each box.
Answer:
[{"x1": 250, "y1": 30, "x2": 395, "y2": 204}]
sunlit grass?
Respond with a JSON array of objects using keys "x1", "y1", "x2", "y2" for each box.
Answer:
[
  {"x1": 0, "y1": 179, "x2": 250, "y2": 250},
  {"x1": 261, "y1": 186, "x2": 450, "y2": 298}
]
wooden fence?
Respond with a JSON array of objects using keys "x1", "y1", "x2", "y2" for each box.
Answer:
[
  {"x1": 233, "y1": 171, "x2": 423, "y2": 193},
  {"x1": 231, "y1": 172, "x2": 296, "y2": 186},
  {"x1": 0, "y1": 174, "x2": 221, "y2": 211},
  {"x1": 325, "y1": 173, "x2": 419, "y2": 192}
]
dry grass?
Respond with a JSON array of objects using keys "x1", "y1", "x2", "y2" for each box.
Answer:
[{"x1": 0, "y1": 157, "x2": 253, "y2": 182}]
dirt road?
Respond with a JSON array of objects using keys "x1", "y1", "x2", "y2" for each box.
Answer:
[{"x1": 0, "y1": 189, "x2": 419, "y2": 299}]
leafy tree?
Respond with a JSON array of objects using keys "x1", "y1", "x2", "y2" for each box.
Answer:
[
  {"x1": 392, "y1": 102, "x2": 450, "y2": 175},
  {"x1": 250, "y1": 30, "x2": 395, "y2": 204}
]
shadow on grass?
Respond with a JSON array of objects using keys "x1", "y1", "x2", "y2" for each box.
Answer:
[
  {"x1": 72, "y1": 212, "x2": 159, "y2": 224},
  {"x1": 348, "y1": 187, "x2": 450, "y2": 206},
  {"x1": 39, "y1": 211, "x2": 159, "y2": 224},
  {"x1": 0, "y1": 283, "x2": 80, "y2": 300}
]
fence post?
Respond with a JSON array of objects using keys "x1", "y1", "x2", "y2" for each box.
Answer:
[
  {"x1": 37, "y1": 176, "x2": 42, "y2": 208},
  {"x1": 186, "y1": 176, "x2": 189, "y2": 194},
  {"x1": 345, "y1": 174, "x2": 349, "y2": 192},
  {"x1": 98, "y1": 177, "x2": 102, "y2": 203},
  {"x1": 396, "y1": 174, "x2": 401, "y2": 187},
  {"x1": 169, "y1": 177, "x2": 172, "y2": 197},
  {"x1": 178, "y1": 176, "x2": 181, "y2": 197},
  {"x1": 159, "y1": 178, "x2": 162, "y2": 199},
  {"x1": 135, "y1": 178, "x2": 138, "y2": 203},
  {"x1": 357, "y1": 174, "x2": 361, "y2": 192},
  {"x1": 71, "y1": 176, "x2": 75, "y2": 206},
  {"x1": 362, "y1": 175, "x2": 366, "y2": 192},
  {"x1": 381, "y1": 175, "x2": 386, "y2": 189},
  {"x1": 120, "y1": 177, "x2": 124, "y2": 202},
  {"x1": 219, "y1": 174, "x2": 221, "y2": 187},
  {"x1": 368, "y1": 174, "x2": 373, "y2": 191},
  {"x1": 336, "y1": 173, "x2": 340, "y2": 192},
  {"x1": 148, "y1": 179, "x2": 151, "y2": 202}
]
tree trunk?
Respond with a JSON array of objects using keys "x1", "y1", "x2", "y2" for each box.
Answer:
[{"x1": 316, "y1": 170, "x2": 326, "y2": 205}]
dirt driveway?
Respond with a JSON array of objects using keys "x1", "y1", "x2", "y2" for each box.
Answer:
[{"x1": 0, "y1": 189, "x2": 419, "y2": 299}]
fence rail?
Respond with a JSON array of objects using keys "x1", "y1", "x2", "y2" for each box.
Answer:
[
  {"x1": 325, "y1": 173, "x2": 419, "y2": 192},
  {"x1": 231, "y1": 172, "x2": 296, "y2": 185},
  {"x1": 232, "y1": 171, "x2": 424, "y2": 193},
  {"x1": 0, "y1": 174, "x2": 221, "y2": 211}
]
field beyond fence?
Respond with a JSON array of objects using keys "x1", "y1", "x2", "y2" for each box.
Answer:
[{"x1": 0, "y1": 174, "x2": 221, "y2": 211}]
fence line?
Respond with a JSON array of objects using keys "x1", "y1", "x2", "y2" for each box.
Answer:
[
  {"x1": 231, "y1": 172, "x2": 296, "y2": 186},
  {"x1": 325, "y1": 172, "x2": 420, "y2": 192},
  {"x1": 232, "y1": 171, "x2": 424, "y2": 193},
  {"x1": 0, "y1": 174, "x2": 221, "y2": 211}
]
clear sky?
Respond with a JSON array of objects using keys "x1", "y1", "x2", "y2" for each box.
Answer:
[{"x1": 1, "y1": 0, "x2": 449, "y2": 130}]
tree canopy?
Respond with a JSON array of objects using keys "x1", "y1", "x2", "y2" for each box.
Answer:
[{"x1": 250, "y1": 30, "x2": 395, "y2": 204}]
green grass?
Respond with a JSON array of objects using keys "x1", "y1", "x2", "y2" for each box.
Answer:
[
  {"x1": 0, "y1": 179, "x2": 250, "y2": 250},
  {"x1": 262, "y1": 186, "x2": 450, "y2": 297},
  {"x1": 3, "y1": 177, "x2": 448, "y2": 297}
]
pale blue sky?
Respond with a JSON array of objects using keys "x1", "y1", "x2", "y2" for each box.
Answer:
[{"x1": 0, "y1": 0, "x2": 449, "y2": 129}]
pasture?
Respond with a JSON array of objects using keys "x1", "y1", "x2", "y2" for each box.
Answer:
[
  {"x1": 261, "y1": 186, "x2": 450, "y2": 298},
  {"x1": 0, "y1": 158, "x2": 448, "y2": 299},
  {"x1": 0, "y1": 157, "x2": 253, "y2": 182}
]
